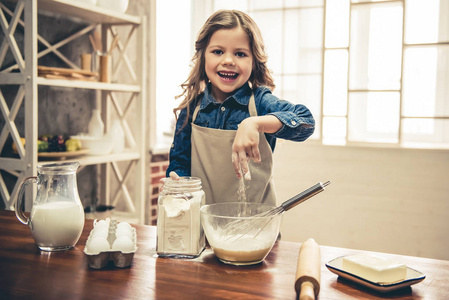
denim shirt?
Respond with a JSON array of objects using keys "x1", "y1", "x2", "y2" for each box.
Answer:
[{"x1": 166, "y1": 82, "x2": 315, "y2": 177}]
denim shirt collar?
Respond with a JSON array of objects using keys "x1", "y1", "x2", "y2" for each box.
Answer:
[{"x1": 200, "y1": 82, "x2": 252, "y2": 110}]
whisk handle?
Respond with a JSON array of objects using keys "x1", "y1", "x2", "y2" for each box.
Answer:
[{"x1": 281, "y1": 181, "x2": 331, "y2": 211}]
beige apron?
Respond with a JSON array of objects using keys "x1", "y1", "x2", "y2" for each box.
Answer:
[{"x1": 191, "y1": 93, "x2": 276, "y2": 205}]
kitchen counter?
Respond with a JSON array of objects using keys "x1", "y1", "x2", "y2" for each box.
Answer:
[{"x1": 0, "y1": 210, "x2": 448, "y2": 299}]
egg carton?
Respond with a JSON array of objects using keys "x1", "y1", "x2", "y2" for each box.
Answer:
[{"x1": 83, "y1": 218, "x2": 137, "y2": 269}]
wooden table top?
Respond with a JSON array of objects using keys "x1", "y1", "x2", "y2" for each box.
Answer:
[{"x1": 0, "y1": 209, "x2": 448, "y2": 299}]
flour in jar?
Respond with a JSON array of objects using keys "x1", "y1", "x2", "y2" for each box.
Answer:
[
  {"x1": 157, "y1": 191, "x2": 205, "y2": 257},
  {"x1": 163, "y1": 196, "x2": 191, "y2": 218}
]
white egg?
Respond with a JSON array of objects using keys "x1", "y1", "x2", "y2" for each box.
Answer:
[
  {"x1": 115, "y1": 227, "x2": 133, "y2": 238},
  {"x1": 87, "y1": 236, "x2": 110, "y2": 254},
  {"x1": 91, "y1": 227, "x2": 109, "y2": 238},
  {"x1": 116, "y1": 222, "x2": 133, "y2": 231},
  {"x1": 111, "y1": 236, "x2": 135, "y2": 253},
  {"x1": 95, "y1": 219, "x2": 109, "y2": 229}
]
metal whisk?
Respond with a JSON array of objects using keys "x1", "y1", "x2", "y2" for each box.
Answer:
[
  {"x1": 222, "y1": 181, "x2": 331, "y2": 241},
  {"x1": 263, "y1": 180, "x2": 331, "y2": 216}
]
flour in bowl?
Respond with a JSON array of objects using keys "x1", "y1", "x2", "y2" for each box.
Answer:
[{"x1": 211, "y1": 232, "x2": 274, "y2": 264}]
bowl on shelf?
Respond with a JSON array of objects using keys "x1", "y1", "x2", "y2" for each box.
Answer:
[
  {"x1": 200, "y1": 202, "x2": 283, "y2": 266},
  {"x1": 75, "y1": 0, "x2": 97, "y2": 5},
  {"x1": 71, "y1": 135, "x2": 113, "y2": 155},
  {"x1": 97, "y1": 0, "x2": 128, "y2": 13}
]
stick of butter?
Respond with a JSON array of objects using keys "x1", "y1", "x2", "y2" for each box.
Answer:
[{"x1": 342, "y1": 254, "x2": 407, "y2": 283}]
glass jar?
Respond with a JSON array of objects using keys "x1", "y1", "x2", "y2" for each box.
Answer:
[{"x1": 156, "y1": 177, "x2": 205, "y2": 258}]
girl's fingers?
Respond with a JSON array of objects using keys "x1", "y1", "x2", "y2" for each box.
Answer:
[
  {"x1": 251, "y1": 146, "x2": 261, "y2": 163},
  {"x1": 232, "y1": 151, "x2": 250, "y2": 179},
  {"x1": 244, "y1": 164, "x2": 252, "y2": 180},
  {"x1": 239, "y1": 151, "x2": 249, "y2": 179},
  {"x1": 231, "y1": 152, "x2": 242, "y2": 178},
  {"x1": 169, "y1": 171, "x2": 180, "y2": 180}
]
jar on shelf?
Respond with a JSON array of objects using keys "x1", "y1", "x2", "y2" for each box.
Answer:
[
  {"x1": 108, "y1": 120, "x2": 125, "y2": 153},
  {"x1": 156, "y1": 177, "x2": 205, "y2": 258},
  {"x1": 88, "y1": 109, "x2": 104, "y2": 138}
]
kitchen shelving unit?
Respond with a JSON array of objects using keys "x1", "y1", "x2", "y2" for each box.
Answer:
[{"x1": 0, "y1": 0, "x2": 147, "y2": 223}]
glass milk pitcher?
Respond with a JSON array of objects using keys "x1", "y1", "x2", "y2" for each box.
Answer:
[{"x1": 15, "y1": 162, "x2": 85, "y2": 251}]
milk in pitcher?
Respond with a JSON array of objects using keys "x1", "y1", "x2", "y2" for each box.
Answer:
[{"x1": 30, "y1": 200, "x2": 84, "y2": 250}]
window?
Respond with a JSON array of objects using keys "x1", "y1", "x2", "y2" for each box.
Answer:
[
  {"x1": 156, "y1": 0, "x2": 449, "y2": 149},
  {"x1": 154, "y1": 0, "x2": 191, "y2": 148}
]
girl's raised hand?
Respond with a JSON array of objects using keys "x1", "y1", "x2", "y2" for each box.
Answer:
[
  {"x1": 232, "y1": 117, "x2": 261, "y2": 180},
  {"x1": 231, "y1": 115, "x2": 283, "y2": 179}
]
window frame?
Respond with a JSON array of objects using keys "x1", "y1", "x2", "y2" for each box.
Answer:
[{"x1": 185, "y1": 0, "x2": 449, "y2": 150}]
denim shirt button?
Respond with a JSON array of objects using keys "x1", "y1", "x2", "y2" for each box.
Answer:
[
  {"x1": 171, "y1": 143, "x2": 175, "y2": 148},
  {"x1": 291, "y1": 120, "x2": 297, "y2": 126},
  {"x1": 220, "y1": 106, "x2": 226, "y2": 112}
]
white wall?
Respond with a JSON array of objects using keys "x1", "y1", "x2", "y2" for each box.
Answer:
[{"x1": 273, "y1": 141, "x2": 449, "y2": 260}]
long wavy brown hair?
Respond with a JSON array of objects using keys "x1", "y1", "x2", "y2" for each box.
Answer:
[{"x1": 174, "y1": 10, "x2": 275, "y2": 125}]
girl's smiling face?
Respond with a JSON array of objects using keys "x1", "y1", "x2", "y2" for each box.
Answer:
[{"x1": 205, "y1": 27, "x2": 253, "y2": 102}]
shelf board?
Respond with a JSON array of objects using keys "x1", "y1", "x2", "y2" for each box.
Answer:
[
  {"x1": 37, "y1": 150, "x2": 141, "y2": 166},
  {"x1": 36, "y1": 0, "x2": 141, "y2": 25},
  {"x1": 36, "y1": 77, "x2": 141, "y2": 92}
]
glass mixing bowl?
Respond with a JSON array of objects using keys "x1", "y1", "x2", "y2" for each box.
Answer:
[{"x1": 200, "y1": 202, "x2": 283, "y2": 266}]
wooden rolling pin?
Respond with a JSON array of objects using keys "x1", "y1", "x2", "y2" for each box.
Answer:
[{"x1": 295, "y1": 238, "x2": 321, "y2": 300}]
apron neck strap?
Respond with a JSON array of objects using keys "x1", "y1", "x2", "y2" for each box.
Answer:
[
  {"x1": 248, "y1": 93, "x2": 257, "y2": 117},
  {"x1": 192, "y1": 100, "x2": 200, "y2": 121}
]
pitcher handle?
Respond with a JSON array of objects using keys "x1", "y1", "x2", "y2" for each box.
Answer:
[{"x1": 15, "y1": 176, "x2": 37, "y2": 225}]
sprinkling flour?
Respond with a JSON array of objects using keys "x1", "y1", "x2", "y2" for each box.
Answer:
[{"x1": 238, "y1": 177, "x2": 248, "y2": 202}]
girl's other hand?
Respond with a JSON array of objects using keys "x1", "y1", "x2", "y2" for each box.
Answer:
[
  {"x1": 169, "y1": 171, "x2": 180, "y2": 180},
  {"x1": 160, "y1": 172, "x2": 180, "y2": 193},
  {"x1": 232, "y1": 117, "x2": 261, "y2": 179}
]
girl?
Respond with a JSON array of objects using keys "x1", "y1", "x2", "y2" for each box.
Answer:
[{"x1": 166, "y1": 10, "x2": 315, "y2": 206}]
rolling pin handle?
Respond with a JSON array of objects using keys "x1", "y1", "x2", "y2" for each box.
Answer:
[
  {"x1": 295, "y1": 238, "x2": 321, "y2": 299},
  {"x1": 299, "y1": 281, "x2": 316, "y2": 300}
]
